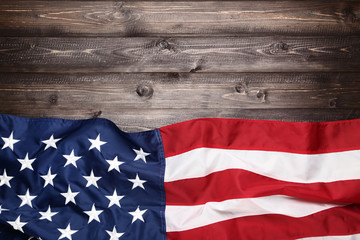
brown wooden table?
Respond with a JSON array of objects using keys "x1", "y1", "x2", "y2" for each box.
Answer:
[{"x1": 0, "y1": 1, "x2": 359, "y2": 132}]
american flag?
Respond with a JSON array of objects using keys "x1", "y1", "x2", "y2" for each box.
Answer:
[
  {"x1": 0, "y1": 114, "x2": 164, "y2": 240},
  {"x1": 1, "y1": 114, "x2": 360, "y2": 239}
]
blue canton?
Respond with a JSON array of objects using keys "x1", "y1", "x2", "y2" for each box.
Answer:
[{"x1": 0, "y1": 114, "x2": 166, "y2": 240}]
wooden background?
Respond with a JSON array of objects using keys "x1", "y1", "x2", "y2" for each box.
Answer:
[{"x1": 0, "y1": 1, "x2": 360, "y2": 132}]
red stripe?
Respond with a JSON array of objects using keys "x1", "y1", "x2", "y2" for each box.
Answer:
[
  {"x1": 165, "y1": 169, "x2": 360, "y2": 205},
  {"x1": 166, "y1": 205, "x2": 360, "y2": 240},
  {"x1": 159, "y1": 118, "x2": 360, "y2": 157}
]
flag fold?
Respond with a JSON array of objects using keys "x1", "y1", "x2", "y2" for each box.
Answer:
[{"x1": 1, "y1": 114, "x2": 360, "y2": 240}]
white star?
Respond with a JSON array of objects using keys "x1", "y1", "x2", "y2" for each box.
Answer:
[
  {"x1": 128, "y1": 174, "x2": 147, "y2": 190},
  {"x1": 58, "y1": 223, "x2": 78, "y2": 240},
  {"x1": 83, "y1": 170, "x2": 101, "y2": 188},
  {"x1": 0, "y1": 169, "x2": 13, "y2": 188},
  {"x1": 106, "y1": 226, "x2": 124, "y2": 240},
  {"x1": 84, "y1": 204, "x2": 103, "y2": 223},
  {"x1": 17, "y1": 153, "x2": 36, "y2": 171},
  {"x1": 18, "y1": 189, "x2": 37, "y2": 208},
  {"x1": 0, "y1": 205, "x2": 8, "y2": 214},
  {"x1": 63, "y1": 149, "x2": 82, "y2": 168},
  {"x1": 133, "y1": 148, "x2": 150, "y2": 163},
  {"x1": 129, "y1": 206, "x2": 147, "y2": 223},
  {"x1": 106, "y1": 190, "x2": 124, "y2": 208},
  {"x1": 61, "y1": 185, "x2": 79, "y2": 205},
  {"x1": 42, "y1": 134, "x2": 61, "y2": 150},
  {"x1": 7, "y1": 216, "x2": 27, "y2": 233},
  {"x1": 88, "y1": 133, "x2": 106, "y2": 152},
  {"x1": 1, "y1": 131, "x2": 20, "y2": 151},
  {"x1": 39, "y1": 206, "x2": 58, "y2": 222},
  {"x1": 41, "y1": 168, "x2": 57, "y2": 187},
  {"x1": 106, "y1": 156, "x2": 124, "y2": 173}
]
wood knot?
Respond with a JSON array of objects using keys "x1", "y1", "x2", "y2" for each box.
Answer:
[
  {"x1": 329, "y1": 99, "x2": 337, "y2": 108},
  {"x1": 136, "y1": 83, "x2": 154, "y2": 98},
  {"x1": 270, "y1": 42, "x2": 289, "y2": 54},
  {"x1": 256, "y1": 90, "x2": 266, "y2": 102},
  {"x1": 342, "y1": 6, "x2": 357, "y2": 23},
  {"x1": 256, "y1": 91, "x2": 264, "y2": 99},
  {"x1": 93, "y1": 111, "x2": 102, "y2": 118},
  {"x1": 235, "y1": 84, "x2": 246, "y2": 94},
  {"x1": 190, "y1": 66, "x2": 202, "y2": 73},
  {"x1": 190, "y1": 58, "x2": 206, "y2": 72},
  {"x1": 49, "y1": 94, "x2": 58, "y2": 104},
  {"x1": 157, "y1": 40, "x2": 170, "y2": 50}
]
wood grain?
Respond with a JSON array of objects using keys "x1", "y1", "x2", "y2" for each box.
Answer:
[
  {"x1": 0, "y1": 72, "x2": 359, "y2": 109},
  {"x1": 1, "y1": 108, "x2": 359, "y2": 132},
  {"x1": 0, "y1": 36, "x2": 359, "y2": 73},
  {"x1": 0, "y1": 72, "x2": 359, "y2": 131},
  {"x1": 0, "y1": 1, "x2": 359, "y2": 37},
  {"x1": 0, "y1": 0, "x2": 359, "y2": 131}
]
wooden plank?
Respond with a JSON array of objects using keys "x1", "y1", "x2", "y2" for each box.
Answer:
[
  {"x1": 0, "y1": 72, "x2": 359, "y2": 109},
  {"x1": 0, "y1": 73, "x2": 360, "y2": 109},
  {"x1": 1, "y1": 108, "x2": 359, "y2": 132},
  {"x1": 0, "y1": 72, "x2": 360, "y2": 132},
  {"x1": 0, "y1": 36, "x2": 359, "y2": 72},
  {"x1": 0, "y1": 1, "x2": 359, "y2": 37},
  {"x1": 106, "y1": 108, "x2": 360, "y2": 132}
]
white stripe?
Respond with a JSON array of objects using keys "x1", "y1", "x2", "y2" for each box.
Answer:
[
  {"x1": 298, "y1": 233, "x2": 360, "y2": 240},
  {"x1": 165, "y1": 148, "x2": 360, "y2": 183},
  {"x1": 165, "y1": 195, "x2": 341, "y2": 232}
]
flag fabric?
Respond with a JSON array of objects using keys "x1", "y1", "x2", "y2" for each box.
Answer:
[
  {"x1": 0, "y1": 113, "x2": 165, "y2": 240},
  {"x1": 1, "y1": 114, "x2": 360, "y2": 240},
  {"x1": 161, "y1": 118, "x2": 360, "y2": 240}
]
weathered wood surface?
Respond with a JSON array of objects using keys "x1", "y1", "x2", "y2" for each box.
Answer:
[
  {"x1": 1, "y1": 36, "x2": 359, "y2": 73},
  {"x1": 1, "y1": 108, "x2": 360, "y2": 132},
  {"x1": 0, "y1": 0, "x2": 359, "y2": 131},
  {"x1": 0, "y1": 72, "x2": 359, "y2": 109},
  {"x1": 0, "y1": 1, "x2": 359, "y2": 37},
  {"x1": 0, "y1": 72, "x2": 359, "y2": 131}
]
